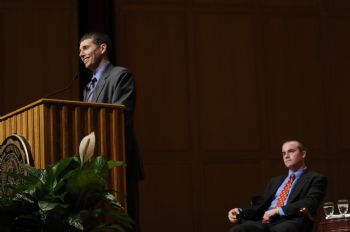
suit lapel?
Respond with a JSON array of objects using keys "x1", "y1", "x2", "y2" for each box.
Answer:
[
  {"x1": 256, "y1": 176, "x2": 285, "y2": 211},
  {"x1": 287, "y1": 170, "x2": 310, "y2": 203},
  {"x1": 266, "y1": 176, "x2": 286, "y2": 202},
  {"x1": 91, "y1": 64, "x2": 111, "y2": 102},
  {"x1": 273, "y1": 176, "x2": 286, "y2": 194}
]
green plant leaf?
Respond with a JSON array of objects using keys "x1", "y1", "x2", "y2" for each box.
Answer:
[
  {"x1": 104, "y1": 193, "x2": 122, "y2": 208},
  {"x1": 0, "y1": 145, "x2": 131, "y2": 232},
  {"x1": 51, "y1": 156, "x2": 81, "y2": 178},
  {"x1": 13, "y1": 193, "x2": 36, "y2": 204},
  {"x1": 107, "y1": 160, "x2": 124, "y2": 169},
  {"x1": 7, "y1": 171, "x2": 36, "y2": 182},
  {"x1": 38, "y1": 200, "x2": 60, "y2": 211},
  {"x1": 90, "y1": 156, "x2": 108, "y2": 178},
  {"x1": 68, "y1": 213, "x2": 84, "y2": 230},
  {"x1": 22, "y1": 163, "x2": 43, "y2": 178},
  {"x1": 65, "y1": 168, "x2": 106, "y2": 209}
]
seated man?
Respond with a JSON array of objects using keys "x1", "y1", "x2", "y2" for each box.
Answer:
[{"x1": 227, "y1": 140, "x2": 327, "y2": 232}]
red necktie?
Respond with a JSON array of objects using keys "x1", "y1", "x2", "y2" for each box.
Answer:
[
  {"x1": 261, "y1": 173, "x2": 296, "y2": 224},
  {"x1": 275, "y1": 173, "x2": 295, "y2": 208}
]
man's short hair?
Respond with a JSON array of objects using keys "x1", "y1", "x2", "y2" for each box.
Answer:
[
  {"x1": 283, "y1": 140, "x2": 307, "y2": 152},
  {"x1": 80, "y1": 32, "x2": 112, "y2": 57}
]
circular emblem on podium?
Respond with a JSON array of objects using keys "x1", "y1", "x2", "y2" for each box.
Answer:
[{"x1": 0, "y1": 135, "x2": 33, "y2": 194}]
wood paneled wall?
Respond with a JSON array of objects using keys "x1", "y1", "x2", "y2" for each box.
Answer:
[
  {"x1": 0, "y1": 0, "x2": 79, "y2": 116},
  {"x1": 115, "y1": 0, "x2": 350, "y2": 231}
]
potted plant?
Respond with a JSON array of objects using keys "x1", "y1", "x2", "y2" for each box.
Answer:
[{"x1": 0, "y1": 132, "x2": 133, "y2": 232}]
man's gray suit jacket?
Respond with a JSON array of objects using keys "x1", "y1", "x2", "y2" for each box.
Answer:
[{"x1": 83, "y1": 64, "x2": 144, "y2": 180}]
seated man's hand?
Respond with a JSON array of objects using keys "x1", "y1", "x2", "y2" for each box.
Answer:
[
  {"x1": 262, "y1": 208, "x2": 279, "y2": 223},
  {"x1": 228, "y1": 208, "x2": 241, "y2": 224}
]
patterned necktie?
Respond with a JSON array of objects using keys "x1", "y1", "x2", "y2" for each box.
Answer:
[
  {"x1": 275, "y1": 173, "x2": 295, "y2": 208},
  {"x1": 86, "y1": 77, "x2": 97, "y2": 102}
]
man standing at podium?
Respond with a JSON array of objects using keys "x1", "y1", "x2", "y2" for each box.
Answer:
[{"x1": 79, "y1": 32, "x2": 143, "y2": 232}]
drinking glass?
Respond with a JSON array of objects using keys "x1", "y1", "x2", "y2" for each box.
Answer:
[
  {"x1": 323, "y1": 202, "x2": 334, "y2": 218},
  {"x1": 337, "y1": 199, "x2": 349, "y2": 217}
]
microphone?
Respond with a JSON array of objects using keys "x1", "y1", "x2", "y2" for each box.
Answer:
[{"x1": 44, "y1": 74, "x2": 79, "y2": 98}]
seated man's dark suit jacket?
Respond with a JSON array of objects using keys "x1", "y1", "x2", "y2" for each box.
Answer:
[
  {"x1": 83, "y1": 64, "x2": 144, "y2": 228},
  {"x1": 240, "y1": 169, "x2": 327, "y2": 230}
]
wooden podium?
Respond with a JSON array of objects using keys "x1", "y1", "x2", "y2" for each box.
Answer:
[{"x1": 0, "y1": 98, "x2": 126, "y2": 205}]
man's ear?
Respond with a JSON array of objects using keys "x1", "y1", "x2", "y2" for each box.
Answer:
[
  {"x1": 99, "y1": 43, "x2": 107, "y2": 55},
  {"x1": 302, "y1": 150, "x2": 306, "y2": 159}
]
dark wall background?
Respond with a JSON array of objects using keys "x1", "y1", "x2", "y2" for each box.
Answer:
[
  {"x1": 0, "y1": 0, "x2": 350, "y2": 232},
  {"x1": 115, "y1": 0, "x2": 350, "y2": 231},
  {"x1": 0, "y1": 0, "x2": 79, "y2": 115}
]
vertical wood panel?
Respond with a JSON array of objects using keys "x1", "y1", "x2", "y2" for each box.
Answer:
[
  {"x1": 118, "y1": 12, "x2": 190, "y2": 153},
  {"x1": 48, "y1": 105, "x2": 56, "y2": 165},
  {"x1": 194, "y1": 0, "x2": 253, "y2": 5},
  {"x1": 119, "y1": 0, "x2": 185, "y2": 3},
  {"x1": 110, "y1": 109, "x2": 127, "y2": 207},
  {"x1": 0, "y1": 121, "x2": 4, "y2": 142},
  {"x1": 87, "y1": 108, "x2": 94, "y2": 134},
  {"x1": 73, "y1": 107, "x2": 81, "y2": 155},
  {"x1": 22, "y1": 112, "x2": 28, "y2": 141},
  {"x1": 10, "y1": 117, "x2": 16, "y2": 134},
  {"x1": 27, "y1": 108, "x2": 35, "y2": 166},
  {"x1": 38, "y1": 105, "x2": 46, "y2": 167},
  {"x1": 5, "y1": 117, "x2": 10, "y2": 136},
  {"x1": 0, "y1": 0, "x2": 78, "y2": 115},
  {"x1": 325, "y1": 17, "x2": 350, "y2": 152},
  {"x1": 16, "y1": 114, "x2": 22, "y2": 136},
  {"x1": 140, "y1": 164, "x2": 194, "y2": 232},
  {"x1": 263, "y1": 15, "x2": 327, "y2": 151},
  {"x1": 327, "y1": 0, "x2": 350, "y2": 9},
  {"x1": 33, "y1": 107, "x2": 41, "y2": 167},
  {"x1": 259, "y1": 0, "x2": 319, "y2": 7},
  {"x1": 202, "y1": 161, "x2": 264, "y2": 232},
  {"x1": 60, "y1": 106, "x2": 69, "y2": 159},
  {"x1": 195, "y1": 13, "x2": 262, "y2": 152},
  {"x1": 337, "y1": 159, "x2": 350, "y2": 198},
  {"x1": 99, "y1": 109, "x2": 107, "y2": 154}
]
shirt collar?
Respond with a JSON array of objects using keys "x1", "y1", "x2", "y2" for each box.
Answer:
[
  {"x1": 93, "y1": 63, "x2": 109, "y2": 82},
  {"x1": 288, "y1": 166, "x2": 307, "y2": 179}
]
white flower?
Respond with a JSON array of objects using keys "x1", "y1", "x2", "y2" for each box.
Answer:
[{"x1": 79, "y1": 132, "x2": 95, "y2": 164}]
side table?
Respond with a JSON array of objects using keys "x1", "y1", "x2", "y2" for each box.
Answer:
[{"x1": 318, "y1": 218, "x2": 350, "y2": 232}]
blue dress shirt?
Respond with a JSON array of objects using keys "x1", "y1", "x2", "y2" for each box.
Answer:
[{"x1": 269, "y1": 167, "x2": 306, "y2": 215}]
